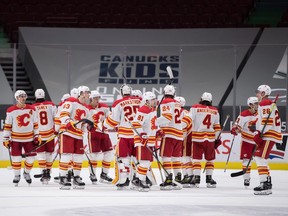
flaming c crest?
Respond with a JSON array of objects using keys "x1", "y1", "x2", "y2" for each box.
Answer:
[
  {"x1": 93, "y1": 111, "x2": 104, "y2": 124},
  {"x1": 151, "y1": 116, "x2": 157, "y2": 130},
  {"x1": 17, "y1": 113, "x2": 30, "y2": 127},
  {"x1": 74, "y1": 109, "x2": 86, "y2": 121}
]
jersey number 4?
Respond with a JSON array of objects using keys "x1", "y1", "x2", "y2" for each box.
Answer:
[{"x1": 203, "y1": 114, "x2": 212, "y2": 129}]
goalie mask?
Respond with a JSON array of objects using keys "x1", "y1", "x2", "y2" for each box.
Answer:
[
  {"x1": 201, "y1": 92, "x2": 212, "y2": 102},
  {"x1": 35, "y1": 89, "x2": 45, "y2": 99},
  {"x1": 120, "y1": 84, "x2": 132, "y2": 96},
  {"x1": 163, "y1": 85, "x2": 176, "y2": 96},
  {"x1": 175, "y1": 96, "x2": 186, "y2": 107}
]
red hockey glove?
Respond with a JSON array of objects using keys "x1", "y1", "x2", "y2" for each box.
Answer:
[
  {"x1": 34, "y1": 134, "x2": 42, "y2": 145},
  {"x1": 156, "y1": 129, "x2": 165, "y2": 139},
  {"x1": 214, "y1": 138, "x2": 222, "y2": 149},
  {"x1": 253, "y1": 130, "x2": 263, "y2": 146},
  {"x1": 248, "y1": 119, "x2": 258, "y2": 133},
  {"x1": 66, "y1": 121, "x2": 76, "y2": 131},
  {"x1": 140, "y1": 132, "x2": 148, "y2": 146},
  {"x1": 3, "y1": 137, "x2": 10, "y2": 149},
  {"x1": 230, "y1": 127, "x2": 238, "y2": 136}
]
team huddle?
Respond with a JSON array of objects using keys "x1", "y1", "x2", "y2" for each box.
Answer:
[{"x1": 2, "y1": 83, "x2": 282, "y2": 195}]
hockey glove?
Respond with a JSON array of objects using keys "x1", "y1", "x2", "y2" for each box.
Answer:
[
  {"x1": 66, "y1": 121, "x2": 76, "y2": 131},
  {"x1": 3, "y1": 137, "x2": 10, "y2": 149},
  {"x1": 253, "y1": 130, "x2": 263, "y2": 146},
  {"x1": 248, "y1": 119, "x2": 258, "y2": 133},
  {"x1": 34, "y1": 134, "x2": 42, "y2": 145},
  {"x1": 214, "y1": 138, "x2": 222, "y2": 149},
  {"x1": 230, "y1": 127, "x2": 239, "y2": 136},
  {"x1": 140, "y1": 132, "x2": 149, "y2": 146},
  {"x1": 156, "y1": 129, "x2": 165, "y2": 139}
]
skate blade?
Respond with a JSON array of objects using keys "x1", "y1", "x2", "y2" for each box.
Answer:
[
  {"x1": 172, "y1": 186, "x2": 183, "y2": 190},
  {"x1": 191, "y1": 184, "x2": 200, "y2": 188},
  {"x1": 42, "y1": 180, "x2": 49, "y2": 185},
  {"x1": 206, "y1": 183, "x2": 216, "y2": 188},
  {"x1": 60, "y1": 186, "x2": 71, "y2": 190},
  {"x1": 130, "y1": 185, "x2": 139, "y2": 191},
  {"x1": 138, "y1": 188, "x2": 150, "y2": 192},
  {"x1": 160, "y1": 186, "x2": 173, "y2": 191},
  {"x1": 99, "y1": 179, "x2": 112, "y2": 184},
  {"x1": 117, "y1": 186, "x2": 129, "y2": 191},
  {"x1": 182, "y1": 184, "x2": 193, "y2": 188},
  {"x1": 73, "y1": 185, "x2": 85, "y2": 190},
  {"x1": 14, "y1": 183, "x2": 19, "y2": 187},
  {"x1": 91, "y1": 181, "x2": 98, "y2": 185},
  {"x1": 254, "y1": 190, "x2": 271, "y2": 195}
]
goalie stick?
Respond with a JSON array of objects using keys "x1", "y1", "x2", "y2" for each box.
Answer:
[
  {"x1": 231, "y1": 94, "x2": 279, "y2": 177},
  {"x1": 21, "y1": 118, "x2": 93, "y2": 158}
]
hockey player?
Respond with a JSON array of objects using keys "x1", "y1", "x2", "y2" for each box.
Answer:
[
  {"x1": 58, "y1": 85, "x2": 90, "y2": 189},
  {"x1": 175, "y1": 96, "x2": 193, "y2": 187},
  {"x1": 3, "y1": 90, "x2": 40, "y2": 186},
  {"x1": 131, "y1": 91, "x2": 157, "y2": 192},
  {"x1": 33, "y1": 89, "x2": 57, "y2": 184},
  {"x1": 87, "y1": 90, "x2": 114, "y2": 184},
  {"x1": 157, "y1": 85, "x2": 183, "y2": 190},
  {"x1": 186, "y1": 92, "x2": 221, "y2": 188},
  {"x1": 251, "y1": 85, "x2": 282, "y2": 195},
  {"x1": 104, "y1": 84, "x2": 141, "y2": 190},
  {"x1": 230, "y1": 97, "x2": 259, "y2": 188}
]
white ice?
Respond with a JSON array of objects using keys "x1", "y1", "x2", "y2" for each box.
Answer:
[{"x1": 0, "y1": 168, "x2": 287, "y2": 216}]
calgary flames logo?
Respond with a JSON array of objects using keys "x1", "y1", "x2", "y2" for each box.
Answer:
[
  {"x1": 17, "y1": 113, "x2": 30, "y2": 127},
  {"x1": 151, "y1": 116, "x2": 157, "y2": 130},
  {"x1": 93, "y1": 111, "x2": 105, "y2": 124},
  {"x1": 74, "y1": 109, "x2": 86, "y2": 121}
]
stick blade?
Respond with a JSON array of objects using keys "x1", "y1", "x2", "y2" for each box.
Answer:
[
  {"x1": 230, "y1": 171, "x2": 244, "y2": 177},
  {"x1": 166, "y1": 66, "x2": 174, "y2": 79}
]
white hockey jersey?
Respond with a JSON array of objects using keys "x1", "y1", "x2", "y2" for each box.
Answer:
[
  {"x1": 187, "y1": 104, "x2": 221, "y2": 142},
  {"x1": 132, "y1": 105, "x2": 157, "y2": 147},
  {"x1": 104, "y1": 96, "x2": 141, "y2": 138},
  {"x1": 256, "y1": 99, "x2": 282, "y2": 143},
  {"x1": 157, "y1": 98, "x2": 183, "y2": 141},
  {"x1": 33, "y1": 101, "x2": 57, "y2": 141},
  {"x1": 88, "y1": 102, "x2": 110, "y2": 132},
  {"x1": 54, "y1": 101, "x2": 64, "y2": 133},
  {"x1": 3, "y1": 104, "x2": 39, "y2": 142},
  {"x1": 234, "y1": 109, "x2": 258, "y2": 144},
  {"x1": 60, "y1": 97, "x2": 90, "y2": 140}
]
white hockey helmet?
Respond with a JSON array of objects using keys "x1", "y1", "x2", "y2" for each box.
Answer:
[
  {"x1": 78, "y1": 85, "x2": 90, "y2": 96},
  {"x1": 163, "y1": 85, "x2": 176, "y2": 96},
  {"x1": 120, "y1": 84, "x2": 132, "y2": 96},
  {"x1": 247, "y1": 97, "x2": 258, "y2": 106},
  {"x1": 89, "y1": 90, "x2": 101, "y2": 99},
  {"x1": 201, "y1": 92, "x2": 212, "y2": 102},
  {"x1": 142, "y1": 91, "x2": 156, "y2": 105},
  {"x1": 61, "y1": 93, "x2": 70, "y2": 102},
  {"x1": 132, "y1": 89, "x2": 142, "y2": 98},
  {"x1": 35, "y1": 89, "x2": 45, "y2": 99},
  {"x1": 14, "y1": 90, "x2": 27, "y2": 100},
  {"x1": 70, "y1": 88, "x2": 79, "y2": 98},
  {"x1": 175, "y1": 96, "x2": 186, "y2": 107},
  {"x1": 257, "y1": 84, "x2": 271, "y2": 96}
]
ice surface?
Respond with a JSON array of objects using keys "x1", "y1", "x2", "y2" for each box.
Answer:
[{"x1": 0, "y1": 168, "x2": 287, "y2": 216}]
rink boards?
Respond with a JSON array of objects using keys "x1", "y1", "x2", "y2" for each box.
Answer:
[{"x1": 0, "y1": 132, "x2": 287, "y2": 170}]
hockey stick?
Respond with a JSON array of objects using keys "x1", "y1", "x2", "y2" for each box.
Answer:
[
  {"x1": 231, "y1": 95, "x2": 279, "y2": 177},
  {"x1": 156, "y1": 66, "x2": 174, "y2": 114},
  {"x1": 7, "y1": 147, "x2": 12, "y2": 170},
  {"x1": 224, "y1": 135, "x2": 235, "y2": 172},
  {"x1": 21, "y1": 118, "x2": 93, "y2": 158},
  {"x1": 82, "y1": 145, "x2": 96, "y2": 176},
  {"x1": 203, "y1": 114, "x2": 230, "y2": 173},
  {"x1": 153, "y1": 145, "x2": 164, "y2": 183}
]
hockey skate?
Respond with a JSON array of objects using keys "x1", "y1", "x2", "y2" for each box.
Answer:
[
  {"x1": 89, "y1": 174, "x2": 97, "y2": 185},
  {"x1": 40, "y1": 169, "x2": 51, "y2": 185},
  {"x1": 174, "y1": 172, "x2": 182, "y2": 183},
  {"x1": 99, "y1": 172, "x2": 113, "y2": 184},
  {"x1": 116, "y1": 178, "x2": 130, "y2": 190},
  {"x1": 130, "y1": 176, "x2": 140, "y2": 191},
  {"x1": 160, "y1": 173, "x2": 173, "y2": 190},
  {"x1": 59, "y1": 176, "x2": 71, "y2": 190},
  {"x1": 181, "y1": 175, "x2": 194, "y2": 188},
  {"x1": 138, "y1": 180, "x2": 150, "y2": 192},
  {"x1": 254, "y1": 177, "x2": 272, "y2": 195},
  {"x1": 54, "y1": 176, "x2": 60, "y2": 183},
  {"x1": 145, "y1": 176, "x2": 153, "y2": 187},
  {"x1": 244, "y1": 178, "x2": 250, "y2": 188},
  {"x1": 67, "y1": 170, "x2": 74, "y2": 183},
  {"x1": 73, "y1": 176, "x2": 85, "y2": 189},
  {"x1": 13, "y1": 175, "x2": 21, "y2": 187},
  {"x1": 190, "y1": 175, "x2": 200, "y2": 188},
  {"x1": 206, "y1": 175, "x2": 217, "y2": 188},
  {"x1": 23, "y1": 171, "x2": 32, "y2": 185}
]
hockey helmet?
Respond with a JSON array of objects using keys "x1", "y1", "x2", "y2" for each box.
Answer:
[
  {"x1": 247, "y1": 97, "x2": 258, "y2": 106},
  {"x1": 14, "y1": 90, "x2": 27, "y2": 100},
  {"x1": 35, "y1": 89, "x2": 45, "y2": 99},
  {"x1": 142, "y1": 91, "x2": 156, "y2": 105},
  {"x1": 120, "y1": 84, "x2": 132, "y2": 96},
  {"x1": 257, "y1": 84, "x2": 271, "y2": 96},
  {"x1": 163, "y1": 85, "x2": 176, "y2": 96},
  {"x1": 201, "y1": 92, "x2": 212, "y2": 102},
  {"x1": 61, "y1": 93, "x2": 70, "y2": 102},
  {"x1": 78, "y1": 86, "x2": 90, "y2": 96},
  {"x1": 175, "y1": 96, "x2": 186, "y2": 107},
  {"x1": 89, "y1": 90, "x2": 101, "y2": 99},
  {"x1": 132, "y1": 89, "x2": 142, "y2": 98}
]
